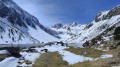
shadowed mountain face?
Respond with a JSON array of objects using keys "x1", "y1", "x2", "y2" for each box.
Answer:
[
  {"x1": 0, "y1": 0, "x2": 58, "y2": 36},
  {"x1": 0, "y1": 0, "x2": 39, "y2": 33},
  {"x1": 0, "y1": 0, "x2": 59, "y2": 44}
]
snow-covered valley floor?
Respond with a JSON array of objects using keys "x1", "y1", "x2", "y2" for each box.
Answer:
[{"x1": 0, "y1": 43, "x2": 113, "y2": 67}]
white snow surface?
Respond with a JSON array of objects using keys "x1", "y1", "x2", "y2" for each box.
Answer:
[
  {"x1": 20, "y1": 52, "x2": 40, "y2": 62},
  {"x1": 28, "y1": 26, "x2": 59, "y2": 43},
  {"x1": 35, "y1": 44, "x2": 68, "y2": 52},
  {"x1": 58, "y1": 50, "x2": 93, "y2": 65},
  {"x1": 0, "y1": 57, "x2": 18, "y2": 67},
  {"x1": 100, "y1": 55, "x2": 113, "y2": 58},
  {"x1": 0, "y1": 50, "x2": 8, "y2": 54},
  {"x1": 94, "y1": 54, "x2": 113, "y2": 60}
]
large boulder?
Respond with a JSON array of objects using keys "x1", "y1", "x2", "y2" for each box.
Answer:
[
  {"x1": 114, "y1": 27, "x2": 120, "y2": 40},
  {"x1": 51, "y1": 23, "x2": 63, "y2": 29}
]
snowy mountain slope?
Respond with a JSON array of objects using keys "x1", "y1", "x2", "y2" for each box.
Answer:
[
  {"x1": 66, "y1": 5, "x2": 120, "y2": 43},
  {"x1": 51, "y1": 5, "x2": 120, "y2": 44},
  {"x1": 51, "y1": 23, "x2": 87, "y2": 42},
  {"x1": 0, "y1": 18, "x2": 39, "y2": 44},
  {"x1": 0, "y1": 0, "x2": 59, "y2": 44},
  {"x1": 28, "y1": 26, "x2": 59, "y2": 43}
]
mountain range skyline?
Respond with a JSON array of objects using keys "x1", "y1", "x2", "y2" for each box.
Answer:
[{"x1": 13, "y1": 0, "x2": 120, "y2": 26}]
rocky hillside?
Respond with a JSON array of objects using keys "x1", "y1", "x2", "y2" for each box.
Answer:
[
  {"x1": 0, "y1": 0, "x2": 59, "y2": 44},
  {"x1": 53, "y1": 5, "x2": 120, "y2": 44},
  {"x1": 82, "y1": 5, "x2": 120, "y2": 48}
]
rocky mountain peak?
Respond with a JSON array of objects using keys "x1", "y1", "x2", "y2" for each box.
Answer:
[
  {"x1": 95, "y1": 11, "x2": 109, "y2": 22},
  {"x1": 51, "y1": 23, "x2": 63, "y2": 29},
  {"x1": 69, "y1": 22, "x2": 77, "y2": 27},
  {"x1": 95, "y1": 5, "x2": 120, "y2": 22},
  {"x1": 105, "y1": 5, "x2": 120, "y2": 19}
]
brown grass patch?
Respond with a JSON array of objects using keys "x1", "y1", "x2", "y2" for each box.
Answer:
[
  {"x1": 32, "y1": 52, "x2": 68, "y2": 67},
  {"x1": 65, "y1": 47, "x2": 104, "y2": 58},
  {"x1": 32, "y1": 51, "x2": 112, "y2": 67}
]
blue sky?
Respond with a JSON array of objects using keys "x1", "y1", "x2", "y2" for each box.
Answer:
[{"x1": 13, "y1": 0, "x2": 120, "y2": 26}]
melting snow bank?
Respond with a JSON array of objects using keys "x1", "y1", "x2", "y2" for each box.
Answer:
[
  {"x1": 18, "y1": 44, "x2": 68, "y2": 67},
  {"x1": 20, "y1": 52, "x2": 40, "y2": 62},
  {"x1": 0, "y1": 57, "x2": 18, "y2": 67},
  {"x1": 34, "y1": 44, "x2": 113, "y2": 65},
  {"x1": 94, "y1": 55, "x2": 113, "y2": 61},
  {"x1": 100, "y1": 55, "x2": 113, "y2": 58},
  {"x1": 58, "y1": 50, "x2": 93, "y2": 65},
  {"x1": 0, "y1": 44, "x2": 113, "y2": 67},
  {"x1": 19, "y1": 52, "x2": 40, "y2": 67},
  {"x1": 58, "y1": 50, "x2": 113, "y2": 65}
]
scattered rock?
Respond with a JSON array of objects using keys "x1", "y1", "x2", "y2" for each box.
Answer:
[
  {"x1": 41, "y1": 49, "x2": 48, "y2": 53},
  {"x1": 117, "y1": 52, "x2": 120, "y2": 58},
  {"x1": 30, "y1": 46, "x2": 36, "y2": 48},
  {"x1": 16, "y1": 65, "x2": 23, "y2": 67},
  {"x1": 26, "y1": 48, "x2": 36, "y2": 52},
  {"x1": 83, "y1": 41, "x2": 90, "y2": 48},
  {"x1": 108, "y1": 58, "x2": 120, "y2": 64},
  {"x1": 108, "y1": 58, "x2": 116, "y2": 64},
  {"x1": 109, "y1": 45, "x2": 117, "y2": 50},
  {"x1": 114, "y1": 27, "x2": 120, "y2": 40},
  {"x1": 57, "y1": 41, "x2": 68, "y2": 46},
  {"x1": 25, "y1": 60, "x2": 32, "y2": 64},
  {"x1": 115, "y1": 42, "x2": 120, "y2": 47},
  {"x1": 45, "y1": 42, "x2": 54, "y2": 46},
  {"x1": 85, "y1": 23, "x2": 93, "y2": 29}
]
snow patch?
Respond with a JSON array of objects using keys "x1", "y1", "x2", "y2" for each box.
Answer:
[
  {"x1": 58, "y1": 50, "x2": 93, "y2": 65},
  {"x1": 0, "y1": 50, "x2": 9, "y2": 54},
  {"x1": 0, "y1": 57, "x2": 18, "y2": 67},
  {"x1": 20, "y1": 52, "x2": 40, "y2": 62}
]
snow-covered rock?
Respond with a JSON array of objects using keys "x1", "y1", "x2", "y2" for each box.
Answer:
[
  {"x1": 51, "y1": 23, "x2": 63, "y2": 29},
  {"x1": 51, "y1": 23, "x2": 87, "y2": 42}
]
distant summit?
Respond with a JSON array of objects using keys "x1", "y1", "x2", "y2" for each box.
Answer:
[
  {"x1": 69, "y1": 22, "x2": 77, "y2": 27},
  {"x1": 51, "y1": 23, "x2": 63, "y2": 29}
]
